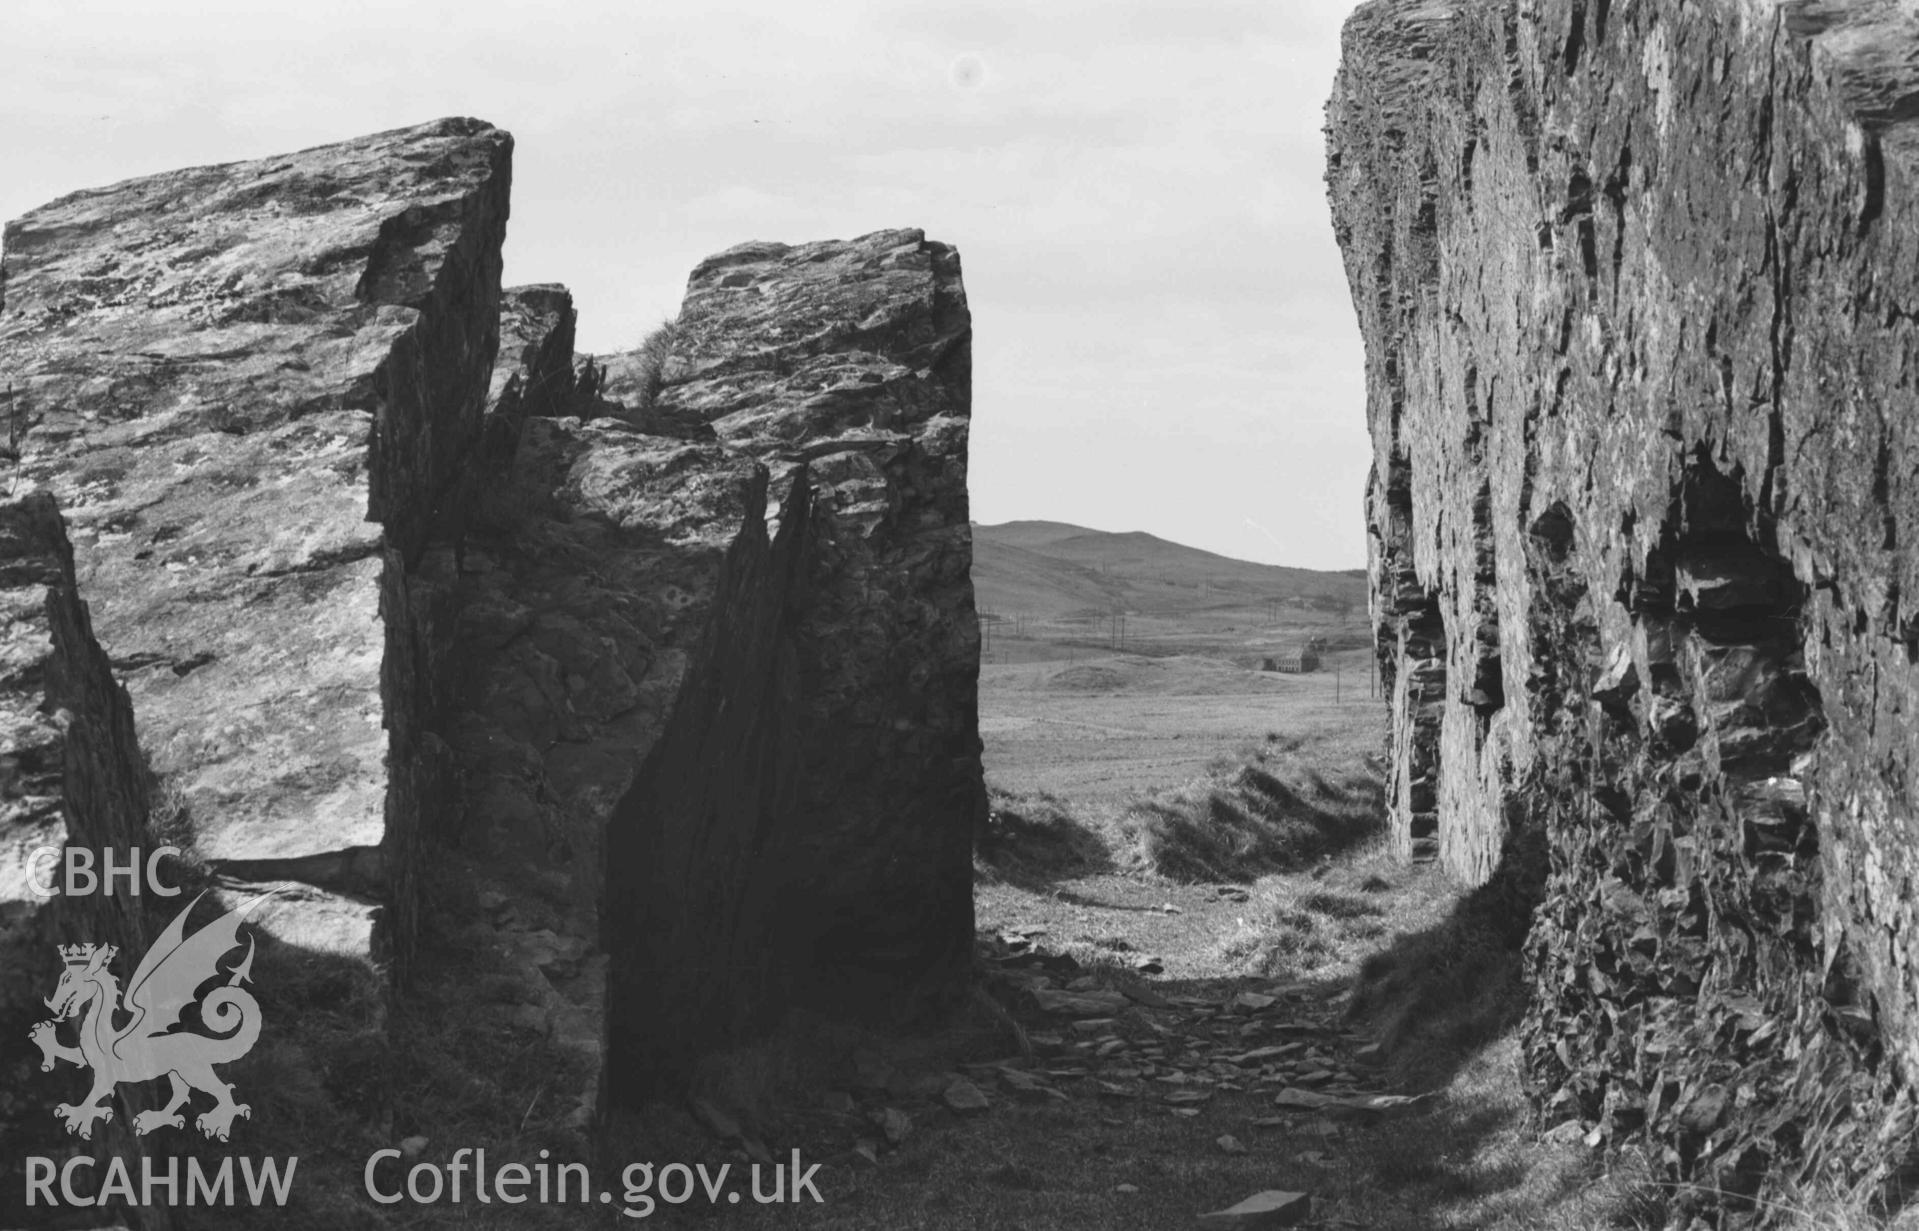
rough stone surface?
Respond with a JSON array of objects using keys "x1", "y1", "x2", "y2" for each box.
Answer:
[
  {"x1": 0, "y1": 497, "x2": 75, "y2": 1003},
  {"x1": 0, "y1": 122, "x2": 982, "y2": 1191},
  {"x1": 598, "y1": 229, "x2": 985, "y2": 1097},
  {"x1": 480, "y1": 283, "x2": 591, "y2": 463},
  {"x1": 0, "y1": 494, "x2": 175, "y2": 1228},
  {"x1": 0, "y1": 494, "x2": 154, "y2": 999},
  {"x1": 1329, "y1": 0, "x2": 1919, "y2": 1219},
  {"x1": 0, "y1": 117, "x2": 512, "y2": 977},
  {"x1": 447, "y1": 320, "x2": 769, "y2": 1125}
]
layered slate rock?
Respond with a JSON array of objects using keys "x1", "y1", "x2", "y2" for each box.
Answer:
[
  {"x1": 0, "y1": 495, "x2": 153, "y2": 1013},
  {"x1": 0, "y1": 117, "x2": 511, "y2": 971},
  {"x1": 480, "y1": 283, "x2": 590, "y2": 463},
  {"x1": 1, "y1": 120, "x2": 983, "y2": 1173},
  {"x1": 0, "y1": 499, "x2": 72, "y2": 1007},
  {"x1": 343, "y1": 238, "x2": 981, "y2": 1121},
  {"x1": 597, "y1": 229, "x2": 985, "y2": 1097},
  {"x1": 0, "y1": 495, "x2": 180, "y2": 1230},
  {"x1": 1329, "y1": 1, "x2": 1919, "y2": 1219},
  {"x1": 444, "y1": 338, "x2": 770, "y2": 1129}
]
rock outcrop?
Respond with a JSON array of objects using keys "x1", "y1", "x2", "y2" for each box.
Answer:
[
  {"x1": 597, "y1": 232, "x2": 984, "y2": 1097},
  {"x1": 0, "y1": 119, "x2": 982, "y2": 1212},
  {"x1": 0, "y1": 115, "x2": 512, "y2": 983},
  {"x1": 1330, "y1": 0, "x2": 1919, "y2": 1220}
]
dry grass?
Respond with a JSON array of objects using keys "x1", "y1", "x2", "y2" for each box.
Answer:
[
  {"x1": 144, "y1": 768, "x2": 213, "y2": 893},
  {"x1": 1117, "y1": 736, "x2": 1384, "y2": 882},
  {"x1": 1325, "y1": 1034, "x2": 1668, "y2": 1230},
  {"x1": 627, "y1": 315, "x2": 682, "y2": 412},
  {"x1": 976, "y1": 785, "x2": 1113, "y2": 886},
  {"x1": 1210, "y1": 845, "x2": 1434, "y2": 981},
  {"x1": 978, "y1": 649, "x2": 1384, "y2": 809}
]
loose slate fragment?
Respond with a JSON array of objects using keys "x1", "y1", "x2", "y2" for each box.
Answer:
[
  {"x1": 1123, "y1": 982, "x2": 1172, "y2": 1007},
  {"x1": 1228, "y1": 1046, "x2": 1296, "y2": 1065},
  {"x1": 875, "y1": 1107, "x2": 912, "y2": 1144},
  {"x1": 1334, "y1": 1092, "x2": 1432, "y2": 1120},
  {"x1": 1198, "y1": 1190, "x2": 1312, "y2": 1227},
  {"x1": 1272, "y1": 1088, "x2": 1339, "y2": 1111},
  {"x1": 943, "y1": 1079, "x2": 991, "y2": 1114}
]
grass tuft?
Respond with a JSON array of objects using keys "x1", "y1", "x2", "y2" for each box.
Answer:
[
  {"x1": 976, "y1": 784, "x2": 1112, "y2": 885},
  {"x1": 145, "y1": 767, "x2": 213, "y2": 894},
  {"x1": 1117, "y1": 744, "x2": 1383, "y2": 882},
  {"x1": 629, "y1": 316, "x2": 682, "y2": 412}
]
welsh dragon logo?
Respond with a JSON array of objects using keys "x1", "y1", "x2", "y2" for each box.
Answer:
[{"x1": 28, "y1": 890, "x2": 275, "y2": 1142}]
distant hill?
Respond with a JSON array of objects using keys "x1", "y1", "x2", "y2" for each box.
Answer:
[{"x1": 972, "y1": 520, "x2": 1367, "y2": 621}]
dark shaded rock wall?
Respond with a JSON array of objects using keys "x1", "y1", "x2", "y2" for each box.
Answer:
[
  {"x1": 446, "y1": 313, "x2": 776, "y2": 1128},
  {"x1": 0, "y1": 497, "x2": 78, "y2": 1011},
  {"x1": 0, "y1": 494, "x2": 173, "y2": 1229},
  {"x1": 4, "y1": 495, "x2": 154, "y2": 951},
  {"x1": 603, "y1": 468, "x2": 813, "y2": 1098},
  {"x1": 1330, "y1": 0, "x2": 1919, "y2": 1217},
  {"x1": 598, "y1": 229, "x2": 985, "y2": 1096}
]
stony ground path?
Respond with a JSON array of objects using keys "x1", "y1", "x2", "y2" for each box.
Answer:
[
  {"x1": 659, "y1": 844, "x2": 1658, "y2": 1231},
  {"x1": 692, "y1": 870, "x2": 1458, "y2": 1231}
]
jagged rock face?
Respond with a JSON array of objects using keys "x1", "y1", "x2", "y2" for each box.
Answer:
[
  {"x1": 595, "y1": 229, "x2": 984, "y2": 1094},
  {"x1": 0, "y1": 495, "x2": 152, "y2": 1012},
  {"x1": 449, "y1": 321, "x2": 772, "y2": 1121},
  {"x1": 452, "y1": 240, "x2": 983, "y2": 1110},
  {"x1": 0, "y1": 118, "x2": 982, "y2": 1172},
  {"x1": 1329, "y1": 0, "x2": 1919, "y2": 1217},
  {"x1": 0, "y1": 495, "x2": 186, "y2": 1229},
  {"x1": 0, "y1": 499, "x2": 72, "y2": 998},
  {"x1": 0, "y1": 118, "x2": 511, "y2": 978},
  {"x1": 481, "y1": 283, "x2": 590, "y2": 461}
]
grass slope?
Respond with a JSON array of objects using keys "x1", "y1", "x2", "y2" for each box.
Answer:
[{"x1": 972, "y1": 520, "x2": 1366, "y2": 622}]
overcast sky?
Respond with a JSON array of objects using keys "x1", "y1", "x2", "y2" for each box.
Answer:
[{"x1": 4, "y1": 0, "x2": 1371, "y2": 570}]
